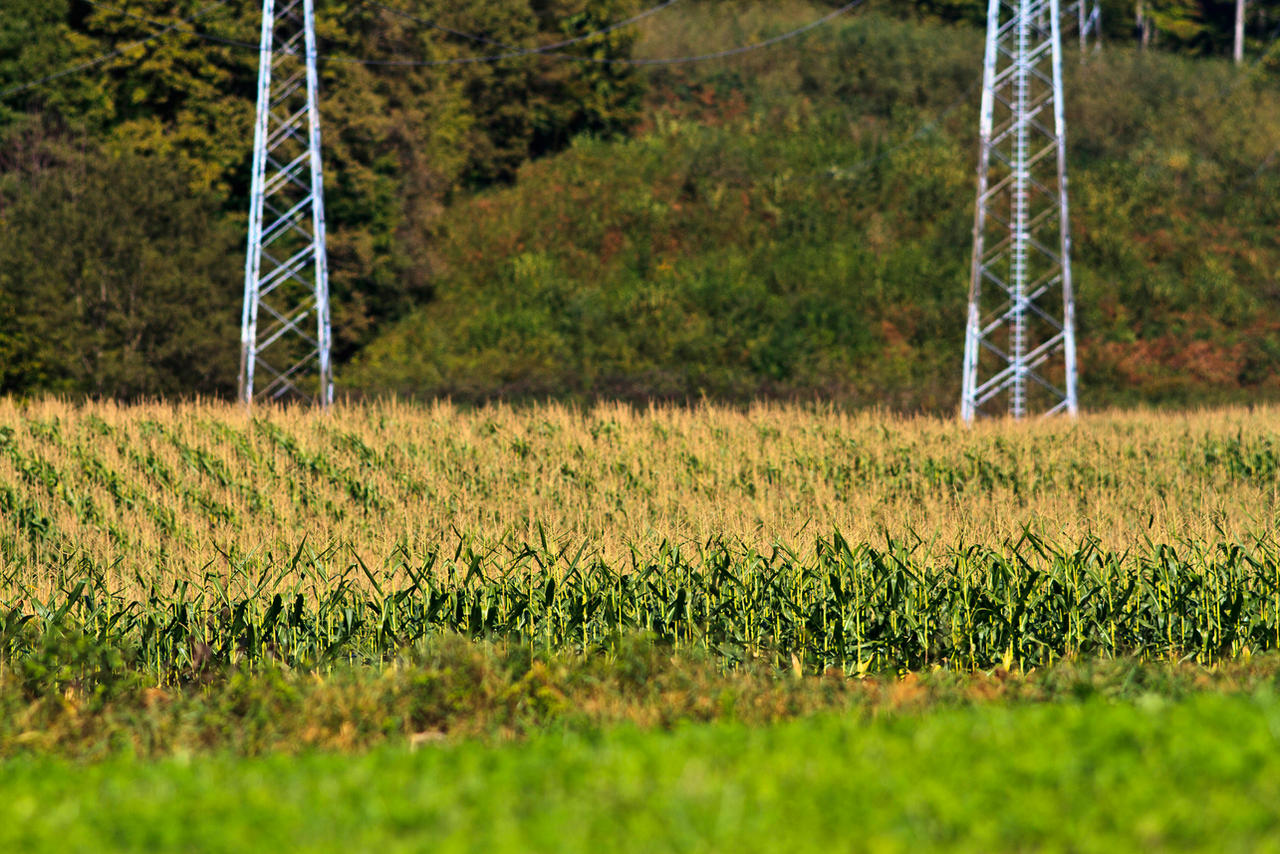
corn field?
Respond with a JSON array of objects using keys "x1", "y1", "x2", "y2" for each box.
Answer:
[
  {"x1": 1, "y1": 400, "x2": 1279, "y2": 675},
  {"x1": 5, "y1": 533, "x2": 1280, "y2": 676}
]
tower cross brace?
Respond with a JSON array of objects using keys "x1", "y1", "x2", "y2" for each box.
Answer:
[
  {"x1": 962, "y1": 0, "x2": 1079, "y2": 421},
  {"x1": 240, "y1": 0, "x2": 333, "y2": 407}
]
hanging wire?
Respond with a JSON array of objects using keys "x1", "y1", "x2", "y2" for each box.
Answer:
[
  {"x1": 358, "y1": 0, "x2": 683, "y2": 53},
  {"x1": 10, "y1": 0, "x2": 1274, "y2": 190},
  {"x1": 74, "y1": 0, "x2": 687, "y2": 59},
  {"x1": 810, "y1": 5, "x2": 1096, "y2": 185},
  {"x1": 81, "y1": 0, "x2": 259, "y2": 50},
  {"x1": 811, "y1": 10, "x2": 1280, "y2": 192},
  {"x1": 44, "y1": 0, "x2": 868, "y2": 73},
  {"x1": 0, "y1": 0, "x2": 232, "y2": 101},
  {"x1": 0, "y1": 1, "x2": 1060, "y2": 188},
  {"x1": 327, "y1": 0, "x2": 869, "y2": 67}
]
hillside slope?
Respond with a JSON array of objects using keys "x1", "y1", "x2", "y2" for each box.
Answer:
[{"x1": 349, "y1": 8, "x2": 1280, "y2": 411}]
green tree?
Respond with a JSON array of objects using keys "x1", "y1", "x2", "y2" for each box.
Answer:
[
  {"x1": 0, "y1": 140, "x2": 240, "y2": 399},
  {"x1": 0, "y1": 1, "x2": 648, "y2": 396}
]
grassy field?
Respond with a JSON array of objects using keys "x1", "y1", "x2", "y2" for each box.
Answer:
[{"x1": 6, "y1": 689, "x2": 1280, "y2": 852}]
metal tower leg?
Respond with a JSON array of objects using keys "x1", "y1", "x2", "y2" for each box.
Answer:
[
  {"x1": 240, "y1": 0, "x2": 333, "y2": 407},
  {"x1": 1066, "y1": 0, "x2": 1102, "y2": 50},
  {"x1": 962, "y1": 0, "x2": 1078, "y2": 421}
]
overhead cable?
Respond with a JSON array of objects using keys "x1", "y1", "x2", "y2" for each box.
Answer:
[
  {"x1": 82, "y1": 0, "x2": 258, "y2": 50},
  {"x1": 327, "y1": 0, "x2": 868, "y2": 67},
  {"x1": 0, "y1": 0, "x2": 231, "y2": 101},
  {"x1": 80, "y1": 0, "x2": 684, "y2": 58},
  {"x1": 43, "y1": 0, "x2": 868, "y2": 72},
  {"x1": 360, "y1": 0, "x2": 682, "y2": 53}
]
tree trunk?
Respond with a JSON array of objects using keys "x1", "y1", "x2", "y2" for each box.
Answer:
[
  {"x1": 1136, "y1": 1, "x2": 1152, "y2": 49},
  {"x1": 1235, "y1": 0, "x2": 1247, "y2": 64}
]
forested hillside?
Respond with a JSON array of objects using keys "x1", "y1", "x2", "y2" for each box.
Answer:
[
  {"x1": 0, "y1": 0, "x2": 649, "y2": 396},
  {"x1": 3, "y1": 0, "x2": 1280, "y2": 409}
]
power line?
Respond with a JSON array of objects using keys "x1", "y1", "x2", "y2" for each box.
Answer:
[
  {"x1": 56, "y1": 0, "x2": 869, "y2": 72},
  {"x1": 0, "y1": 0, "x2": 231, "y2": 101},
  {"x1": 7, "y1": 3, "x2": 1277, "y2": 171},
  {"x1": 82, "y1": 0, "x2": 258, "y2": 51},
  {"x1": 817, "y1": 16, "x2": 1280, "y2": 191},
  {"x1": 79, "y1": 0, "x2": 685, "y2": 60},
  {"x1": 817, "y1": 4, "x2": 1278, "y2": 188},
  {"x1": 359, "y1": 0, "x2": 682, "y2": 53},
  {"x1": 328, "y1": 0, "x2": 869, "y2": 68},
  {"x1": 10, "y1": 2, "x2": 1273, "y2": 192}
]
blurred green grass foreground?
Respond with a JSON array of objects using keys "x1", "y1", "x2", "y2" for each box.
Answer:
[
  {"x1": 5, "y1": 640, "x2": 1280, "y2": 851},
  {"x1": 4, "y1": 688, "x2": 1280, "y2": 852}
]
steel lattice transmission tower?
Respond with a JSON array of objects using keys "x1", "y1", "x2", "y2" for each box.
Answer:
[
  {"x1": 240, "y1": 0, "x2": 333, "y2": 407},
  {"x1": 962, "y1": 0, "x2": 1078, "y2": 421}
]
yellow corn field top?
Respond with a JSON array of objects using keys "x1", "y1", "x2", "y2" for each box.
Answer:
[{"x1": 1, "y1": 399, "x2": 1276, "y2": 592}]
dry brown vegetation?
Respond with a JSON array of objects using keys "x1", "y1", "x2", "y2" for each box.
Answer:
[{"x1": 7, "y1": 629, "x2": 1280, "y2": 759}]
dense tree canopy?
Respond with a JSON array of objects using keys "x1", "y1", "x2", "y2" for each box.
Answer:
[
  {"x1": 0, "y1": 0, "x2": 647, "y2": 398},
  {"x1": 905, "y1": 0, "x2": 1280, "y2": 55},
  {"x1": 1, "y1": 1, "x2": 1278, "y2": 405}
]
